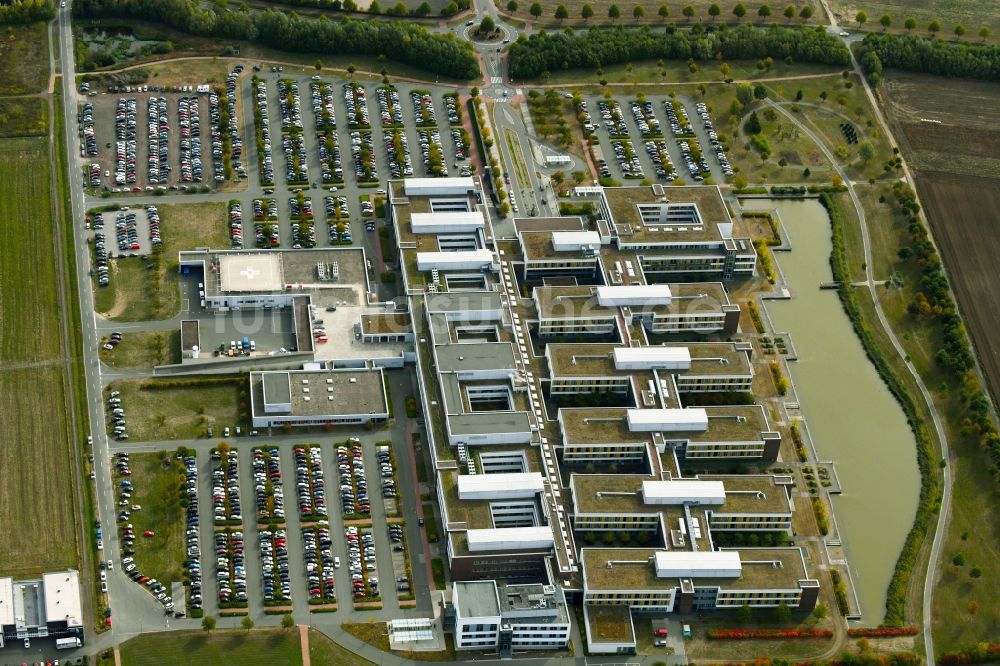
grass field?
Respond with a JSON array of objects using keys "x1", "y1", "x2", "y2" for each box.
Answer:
[
  {"x1": 95, "y1": 202, "x2": 228, "y2": 321},
  {"x1": 99, "y1": 329, "x2": 181, "y2": 368},
  {"x1": 502, "y1": 0, "x2": 823, "y2": 25},
  {"x1": 829, "y1": 0, "x2": 1000, "y2": 44},
  {"x1": 0, "y1": 23, "x2": 51, "y2": 95},
  {"x1": 122, "y1": 453, "x2": 186, "y2": 586},
  {"x1": 105, "y1": 377, "x2": 243, "y2": 440},
  {"x1": 120, "y1": 629, "x2": 303, "y2": 666},
  {"x1": 0, "y1": 136, "x2": 79, "y2": 577},
  {"x1": 309, "y1": 629, "x2": 376, "y2": 666},
  {"x1": 0, "y1": 97, "x2": 48, "y2": 138}
]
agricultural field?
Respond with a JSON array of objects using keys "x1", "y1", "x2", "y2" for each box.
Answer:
[
  {"x1": 829, "y1": 0, "x2": 1000, "y2": 44},
  {"x1": 120, "y1": 628, "x2": 303, "y2": 666},
  {"x1": 0, "y1": 22, "x2": 51, "y2": 95},
  {"x1": 503, "y1": 0, "x2": 823, "y2": 25},
  {"x1": 879, "y1": 71, "x2": 1000, "y2": 650},
  {"x1": 104, "y1": 377, "x2": 244, "y2": 441},
  {"x1": 0, "y1": 97, "x2": 49, "y2": 138},
  {"x1": 0, "y1": 138, "x2": 78, "y2": 577},
  {"x1": 94, "y1": 202, "x2": 229, "y2": 321},
  {"x1": 122, "y1": 453, "x2": 186, "y2": 587}
]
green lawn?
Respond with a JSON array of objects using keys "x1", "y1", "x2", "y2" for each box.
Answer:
[
  {"x1": 0, "y1": 137, "x2": 79, "y2": 577},
  {"x1": 0, "y1": 97, "x2": 48, "y2": 138},
  {"x1": 0, "y1": 22, "x2": 50, "y2": 95},
  {"x1": 123, "y1": 453, "x2": 186, "y2": 587},
  {"x1": 309, "y1": 629, "x2": 376, "y2": 666},
  {"x1": 829, "y1": 0, "x2": 1000, "y2": 45},
  {"x1": 105, "y1": 377, "x2": 245, "y2": 441},
  {"x1": 96, "y1": 202, "x2": 228, "y2": 321},
  {"x1": 120, "y1": 629, "x2": 303, "y2": 666},
  {"x1": 99, "y1": 329, "x2": 181, "y2": 369}
]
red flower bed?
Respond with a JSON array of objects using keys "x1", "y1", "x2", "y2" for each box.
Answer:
[
  {"x1": 939, "y1": 643, "x2": 1000, "y2": 665},
  {"x1": 706, "y1": 628, "x2": 834, "y2": 640},
  {"x1": 847, "y1": 626, "x2": 920, "y2": 637}
]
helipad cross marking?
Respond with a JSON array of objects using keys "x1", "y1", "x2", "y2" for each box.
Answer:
[{"x1": 240, "y1": 265, "x2": 260, "y2": 280}]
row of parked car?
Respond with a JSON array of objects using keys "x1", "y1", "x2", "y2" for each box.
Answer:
[
  {"x1": 325, "y1": 195, "x2": 352, "y2": 244},
  {"x1": 113, "y1": 210, "x2": 140, "y2": 252},
  {"x1": 278, "y1": 79, "x2": 304, "y2": 132},
  {"x1": 229, "y1": 201, "x2": 243, "y2": 249},
  {"x1": 694, "y1": 101, "x2": 733, "y2": 176},
  {"x1": 339, "y1": 441, "x2": 371, "y2": 517},
  {"x1": 216, "y1": 530, "x2": 248, "y2": 605},
  {"x1": 345, "y1": 526, "x2": 379, "y2": 599},
  {"x1": 253, "y1": 79, "x2": 275, "y2": 185},
  {"x1": 609, "y1": 139, "x2": 644, "y2": 179},
  {"x1": 212, "y1": 448, "x2": 243, "y2": 525},
  {"x1": 377, "y1": 445, "x2": 397, "y2": 500},
  {"x1": 114, "y1": 97, "x2": 138, "y2": 186},
  {"x1": 630, "y1": 100, "x2": 662, "y2": 137},
  {"x1": 207, "y1": 91, "x2": 226, "y2": 183},
  {"x1": 177, "y1": 96, "x2": 203, "y2": 183},
  {"x1": 303, "y1": 526, "x2": 337, "y2": 602},
  {"x1": 645, "y1": 139, "x2": 678, "y2": 181},
  {"x1": 597, "y1": 100, "x2": 629, "y2": 137},
  {"x1": 664, "y1": 101, "x2": 708, "y2": 180},
  {"x1": 147, "y1": 97, "x2": 170, "y2": 184},
  {"x1": 260, "y1": 528, "x2": 291, "y2": 604},
  {"x1": 81, "y1": 101, "x2": 97, "y2": 157},
  {"x1": 411, "y1": 90, "x2": 438, "y2": 127},
  {"x1": 223, "y1": 67, "x2": 246, "y2": 179},
  {"x1": 252, "y1": 198, "x2": 280, "y2": 247},
  {"x1": 350, "y1": 131, "x2": 379, "y2": 182},
  {"x1": 253, "y1": 447, "x2": 285, "y2": 522},
  {"x1": 310, "y1": 79, "x2": 336, "y2": 129},
  {"x1": 146, "y1": 205, "x2": 162, "y2": 247},
  {"x1": 384, "y1": 128, "x2": 414, "y2": 178},
  {"x1": 295, "y1": 445, "x2": 328, "y2": 520},
  {"x1": 443, "y1": 93, "x2": 461, "y2": 126},
  {"x1": 282, "y1": 132, "x2": 309, "y2": 184},
  {"x1": 106, "y1": 387, "x2": 128, "y2": 440},
  {"x1": 344, "y1": 83, "x2": 371, "y2": 129},
  {"x1": 290, "y1": 196, "x2": 317, "y2": 248},
  {"x1": 317, "y1": 130, "x2": 343, "y2": 184},
  {"x1": 376, "y1": 86, "x2": 403, "y2": 127},
  {"x1": 417, "y1": 129, "x2": 447, "y2": 177},
  {"x1": 182, "y1": 453, "x2": 203, "y2": 614},
  {"x1": 91, "y1": 211, "x2": 110, "y2": 286}
]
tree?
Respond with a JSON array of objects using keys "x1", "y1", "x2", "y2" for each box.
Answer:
[
  {"x1": 928, "y1": 19, "x2": 940, "y2": 34},
  {"x1": 879, "y1": 14, "x2": 890, "y2": 30},
  {"x1": 783, "y1": 5, "x2": 794, "y2": 21},
  {"x1": 952, "y1": 552, "x2": 966, "y2": 566},
  {"x1": 733, "y1": 2, "x2": 746, "y2": 18},
  {"x1": 970, "y1": 566, "x2": 983, "y2": 578},
  {"x1": 858, "y1": 141, "x2": 876, "y2": 164},
  {"x1": 506, "y1": 0, "x2": 518, "y2": 12},
  {"x1": 658, "y1": 4, "x2": 669, "y2": 19},
  {"x1": 744, "y1": 111, "x2": 762, "y2": 134},
  {"x1": 758, "y1": 4, "x2": 771, "y2": 18},
  {"x1": 581, "y1": 3, "x2": 593, "y2": 19},
  {"x1": 798, "y1": 5, "x2": 811, "y2": 19},
  {"x1": 682, "y1": 5, "x2": 694, "y2": 19},
  {"x1": 314, "y1": 59, "x2": 323, "y2": 71},
  {"x1": 281, "y1": 613, "x2": 295, "y2": 629},
  {"x1": 855, "y1": 11, "x2": 866, "y2": 27},
  {"x1": 529, "y1": 1, "x2": 541, "y2": 17},
  {"x1": 479, "y1": 14, "x2": 496, "y2": 33},
  {"x1": 904, "y1": 16, "x2": 916, "y2": 31},
  {"x1": 753, "y1": 83, "x2": 768, "y2": 99},
  {"x1": 347, "y1": 63, "x2": 357, "y2": 75},
  {"x1": 242, "y1": 616, "x2": 255, "y2": 631},
  {"x1": 954, "y1": 24, "x2": 965, "y2": 38},
  {"x1": 554, "y1": 5, "x2": 567, "y2": 20},
  {"x1": 608, "y1": 3, "x2": 620, "y2": 19},
  {"x1": 980, "y1": 26, "x2": 991, "y2": 41},
  {"x1": 202, "y1": 615, "x2": 217, "y2": 631},
  {"x1": 737, "y1": 604, "x2": 753, "y2": 622},
  {"x1": 414, "y1": 1, "x2": 432, "y2": 14},
  {"x1": 774, "y1": 602, "x2": 792, "y2": 622},
  {"x1": 736, "y1": 82, "x2": 754, "y2": 107},
  {"x1": 812, "y1": 603, "x2": 829, "y2": 621},
  {"x1": 633, "y1": 5, "x2": 644, "y2": 19},
  {"x1": 368, "y1": 0, "x2": 381, "y2": 13},
  {"x1": 720, "y1": 62, "x2": 731, "y2": 77},
  {"x1": 470, "y1": 86, "x2": 480, "y2": 98},
  {"x1": 709, "y1": 3, "x2": 721, "y2": 20}
]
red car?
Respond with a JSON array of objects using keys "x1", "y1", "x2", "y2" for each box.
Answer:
[
  {"x1": 143, "y1": 530, "x2": 155, "y2": 537},
  {"x1": 105, "y1": 617, "x2": 112, "y2": 627}
]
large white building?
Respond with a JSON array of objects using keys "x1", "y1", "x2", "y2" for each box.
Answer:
[{"x1": 0, "y1": 571, "x2": 83, "y2": 649}]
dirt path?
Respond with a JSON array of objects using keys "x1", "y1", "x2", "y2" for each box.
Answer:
[
  {"x1": 114, "y1": 647, "x2": 122, "y2": 666},
  {"x1": 299, "y1": 624, "x2": 311, "y2": 666}
]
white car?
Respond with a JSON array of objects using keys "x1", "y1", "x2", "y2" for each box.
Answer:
[{"x1": 839, "y1": 30, "x2": 850, "y2": 36}]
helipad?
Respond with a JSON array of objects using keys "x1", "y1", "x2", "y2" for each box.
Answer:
[{"x1": 219, "y1": 253, "x2": 283, "y2": 292}]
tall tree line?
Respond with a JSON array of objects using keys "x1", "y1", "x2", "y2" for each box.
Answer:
[
  {"x1": 72, "y1": 0, "x2": 480, "y2": 79},
  {"x1": 859, "y1": 32, "x2": 1000, "y2": 83},
  {"x1": 0, "y1": 0, "x2": 54, "y2": 24}
]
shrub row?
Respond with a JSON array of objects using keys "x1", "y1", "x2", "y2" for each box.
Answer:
[
  {"x1": 707, "y1": 628, "x2": 833, "y2": 639},
  {"x1": 830, "y1": 570, "x2": 849, "y2": 615},
  {"x1": 939, "y1": 643, "x2": 1000, "y2": 664},
  {"x1": 821, "y1": 192, "x2": 939, "y2": 626},
  {"x1": 847, "y1": 626, "x2": 919, "y2": 637}
]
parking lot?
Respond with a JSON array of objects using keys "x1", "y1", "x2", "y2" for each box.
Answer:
[{"x1": 577, "y1": 93, "x2": 732, "y2": 184}]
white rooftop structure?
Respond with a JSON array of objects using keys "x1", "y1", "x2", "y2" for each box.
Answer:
[
  {"x1": 0, "y1": 577, "x2": 13, "y2": 627},
  {"x1": 410, "y1": 211, "x2": 485, "y2": 234},
  {"x1": 551, "y1": 231, "x2": 602, "y2": 252},
  {"x1": 218, "y1": 253, "x2": 283, "y2": 292},
  {"x1": 404, "y1": 176, "x2": 476, "y2": 196},
  {"x1": 641, "y1": 480, "x2": 726, "y2": 506},
  {"x1": 457, "y1": 472, "x2": 545, "y2": 500},
  {"x1": 613, "y1": 346, "x2": 692, "y2": 370},
  {"x1": 417, "y1": 250, "x2": 494, "y2": 271},
  {"x1": 41, "y1": 571, "x2": 82, "y2": 628},
  {"x1": 653, "y1": 550, "x2": 742, "y2": 579},
  {"x1": 466, "y1": 527, "x2": 554, "y2": 552},
  {"x1": 627, "y1": 408, "x2": 708, "y2": 432},
  {"x1": 596, "y1": 285, "x2": 672, "y2": 307}
]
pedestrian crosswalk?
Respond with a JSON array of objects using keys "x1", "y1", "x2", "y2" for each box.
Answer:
[{"x1": 490, "y1": 76, "x2": 503, "y2": 84}]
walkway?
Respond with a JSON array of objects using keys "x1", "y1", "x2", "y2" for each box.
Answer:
[{"x1": 299, "y1": 625, "x2": 311, "y2": 666}]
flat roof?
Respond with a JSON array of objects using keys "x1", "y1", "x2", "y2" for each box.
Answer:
[
  {"x1": 404, "y1": 176, "x2": 475, "y2": 195},
  {"x1": 585, "y1": 604, "x2": 635, "y2": 645},
  {"x1": 425, "y1": 291, "x2": 502, "y2": 313},
  {"x1": 361, "y1": 313, "x2": 412, "y2": 334},
  {"x1": 614, "y1": 346, "x2": 691, "y2": 370},
  {"x1": 560, "y1": 405, "x2": 769, "y2": 445},
  {"x1": 219, "y1": 253, "x2": 283, "y2": 292},
  {"x1": 416, "y1": 249, "x2": 494, "y2": 269},
  {"x1": 521, "y1": 231, "x2": 600, "y2": 262},
  {"x1": 0, "y1": 577, "x2": 13, "y2": 627},
  {"x1": 654, "y1": 550, "x2": 742, "y2": 578},
  {"x1": 448, "y1": 411, "x2": 533, "y2": 435},
  {"x1": 441, "y1": 470, "x2": 494, "y2": 529},
  {"x1": 627, "y1": 408, "x2": 709, "y2": 432},
  {"x1": 262, "y1": 372, "x2": 292, "y2": 405},
  {"x1": 535, "y1": 283, "x2": 729, "y2": 318},
  {"x1": 596, "y1": 285, "x2": 673, "y2": 306},
  {"x1": 547, "y1": 343, "x2": 753, "y2": 382},
  {"x1": 602, "y1": 185, "x2": 739, "y2": 244},
  {"x1": 642, "y1": 480, "x2": 726, "y2": 505},
  {"x1": 466, "y1": 527, "x2": 554, "y2": 552},
  {"x1": 410, "y1": 210, "x2": 484, "y2": 231},
  {"x1": 514, "y1": 216, "x2": 584, "y2": 233},
  {"x1": 251, "y1": 369, "x2": 387, "y2": 418},
  {"x1": 454, "y1": 581, "x2": 501, "y2": 618},
  {"x1": 437, "y1": 342, "x2": 517, "y2": 373},
  {"x1": 457, "y1": 472, "x2": 544, "y2": 499},
  {"x1": 42, "y1": 571, "x2": 82, "y2": 628}
]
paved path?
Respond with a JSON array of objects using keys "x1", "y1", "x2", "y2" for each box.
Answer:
[{"x1": 299, "y1": 624, "x2": 311, "y2": 666}]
